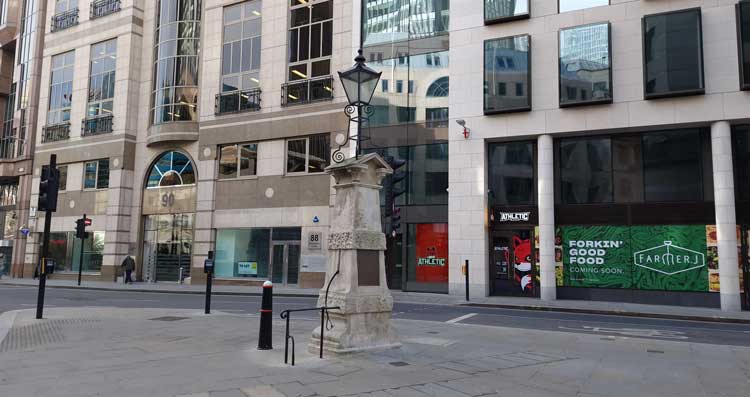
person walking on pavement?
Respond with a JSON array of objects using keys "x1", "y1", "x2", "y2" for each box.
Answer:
[{"x1": 121, "y1": 255, "x2": 135, "y2": 284}]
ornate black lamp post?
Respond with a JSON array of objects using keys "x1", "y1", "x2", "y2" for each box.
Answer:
[{"x1": 332, "y1": 49, "x2": 382, "y2": 163}]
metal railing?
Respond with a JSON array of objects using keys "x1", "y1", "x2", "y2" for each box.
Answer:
[
  {"x1": 281, "y1": 75, "x2": 334, "y2": 107},
  {"x1": 41, "y1": 123, "x2": 71, "y2": 143},
  {"x1": 215, "y1": 88, "x2": 261, "y2": 115},
  {"x1": 51, "y1": 9, "x2": 79, "y2": 32},
  {"x1": 82, "y1": 114, "x2": 113, "y2": 136},
  {"x1": 280, "y1": 306, "x2": 340, "y2": 366},
  {"x1": 90, "y1": 0, "x2": 121, "y2": 19}
]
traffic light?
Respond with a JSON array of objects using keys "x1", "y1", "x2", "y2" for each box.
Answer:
[
  {"x1": 75, "y1": 216, "x2": 92, "y2": 239},
  {"x1": 384, "y1": 155, "x2": 407, "y2": 237},
  {"x1": 38, "y1": 165, "x2": 60, "y2": 212}
]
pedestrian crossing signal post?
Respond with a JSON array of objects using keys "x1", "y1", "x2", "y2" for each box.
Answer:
[
  {"x1": 37, "y1": 154, "x2": 61, "y2": 319},
  {"x1": 75, "y1": 215, "x2": 92, "y2": 286}
]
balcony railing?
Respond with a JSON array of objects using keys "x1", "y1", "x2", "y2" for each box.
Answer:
[
  {"x1": 281, "y1": 76, "x2": 334, "y2": 107},
  {"x1": 90, "y1": 0, "x2": 121, "y2": 19},
  {"x1": 42, "y1": 123, "x2": 71, "y2": 143},
  {"x1": 82, "y1": 114, "x2": 113, "y2": 136},
  {"x1": 215, "y1": 88, "x2": 262, "y2": 115},
  {"x1": 51, "y1": 9, "x2": 79, "y2": 32}
]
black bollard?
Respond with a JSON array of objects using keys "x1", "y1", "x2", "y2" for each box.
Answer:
[{"x1": 258, "y1": 280, "x2": 273, "y2": 350}]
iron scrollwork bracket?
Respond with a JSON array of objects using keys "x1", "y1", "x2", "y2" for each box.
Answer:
[{"x1": 332, "y1": 104, "x2": 374, "y2": 164}]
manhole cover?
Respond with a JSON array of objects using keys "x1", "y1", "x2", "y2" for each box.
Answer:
[
  {"x1": 149, "y1": 316, "x2": 189, "y2": 322},
  {"x1": 426, "y1": 331, "x2": 439, "y2": 334},
  {"x1": 389, "y1": 361, "x2": 410, "y2": 367}
]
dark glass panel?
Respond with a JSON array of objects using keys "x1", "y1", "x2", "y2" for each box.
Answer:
[
  {"x1": 643, "y1": 8, "x2": 704, "y2": 97},
  {"x1": 286, "y1": 139, "x2": 306, "y2": 173},
  {"x1": 408, "y1": 144, "x2": 448, "y2": 205},
  {"x1": 642, "y1": 130, "x2": 703, "y2": 202},
  {"x1": 240, "y1": 143, "x2": 258, "y2": 177},
  {"x1": 740, "y1": 2, "x2": 750, "y2": 88},
  {"x1": 308, "y1": 134, "x2": 330, "y2": 173},
  {"x1": 488, "y1": 142, "x2": 534, "y2": 205},
  {"x1": 559, "y1": 138, "x2": 613, "y2": 204}
]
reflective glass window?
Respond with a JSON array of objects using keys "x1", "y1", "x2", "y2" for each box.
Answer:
[
  {"x1": 146, "y1": 151, "x2": 196, "y2": 188},
  {"x1": 484, "y1": 35, "x2": 530, "y2": 114},
  {"x1": 559, "y1": 0, "x2": 608, "y2": 13},
  {"x1": 152, "y1": 0, "x2": 201, "y2": 124},
  {"x1": 83, "y1": 159, "x2": 109, "y2": 190},
  {"x1": 488, "y1": 142, "x2": 535, "y2": 205},
  {"x1": 219, "y1": 143, "x2": 257, "y2": 179},
  {"x1": 739, "y1": 1, "x2": 750, "y2": 90},
  {"x1": 87, "y1": 39, "x2": 117, "y2": 117},
  {"x1": 559, "y1": 23, "x2": 611, "y2": 107},
  {"x1": 733, "y1": 125, "x2": 750, "y2": 200},
  {"x1": 408, "y1": 144, "x2": 448, "y2": 205},
  {"x1": 642, "y1": 130, "x2": 703, "y2": 202},
  {"x1": 559, "y1": 138, "x2": 613, "y2": 204},
  {"x1": 222, "y1": 1, "x2": 261, "y2": 93},
  {"x1": 643, "y1": 8, "x2": 704, "y2": 99},
  {"x1": 48, "y1": 51, "x2": 75, "y2": 125},
  {"x1": 48, "y1": 231, "x2": 104, "y2": 273},
  {"x1": 484, "y1": 0, "x2": 529, "y2": 24},
  {"x1": 362, "y1": 0, "x2": 450, "y2": 46},
  {"x1": 286, "y1": 134, "x2": 330, "y2": 174},
  {"x1": 368, "y1": 51, "x2": 448, "y2": 127}
]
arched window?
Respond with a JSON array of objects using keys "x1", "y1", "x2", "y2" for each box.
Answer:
[
  {"x1": 426, "y1": 76, "x2": 449, "y2": 97},
  {"x1": 146, "y1": 151, "x2": 196, "y2": 188}
]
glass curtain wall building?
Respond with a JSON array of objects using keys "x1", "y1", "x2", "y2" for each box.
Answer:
[{"x1": 362, "y1": 0, "x2": 449, "y2": 293}]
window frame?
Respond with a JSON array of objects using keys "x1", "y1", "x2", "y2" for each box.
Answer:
[
  {"x1": 220, "y1": 0, "x2": 262, "y2": 94},
  {"x1": 558, "y1": 0, "x2": 609, "y2": 14},
  {"x1": 284, "y1": 134, "x2": 330, "y2": 175},
  {"x1": 484, "y1": 0, "x2": 530, "y2": 26},
  {"x1": 738, "y1": 1, "x2": 750, "y2": 91},
  {"x1": 83, "y1": 159, "x2": 109, "y2": 190},
  {"x1": 218, "y1": 142, "x2": 259, "y2": 180},
  {"x1": 558, "y1": 22, "x2": 613, "y2": 108},
  {"x1": 47, "y1": 50, "x2": 76, "y2": 126},
  {"x1": 483, "y1": 34, "x2": 532, "y2": 115},
  {"x1": 641, "y1": 7, "x2": 706, "y2": 100},
  {"x1": 287, "y1": 0, "x2": 333, "y2": 82},
  {"x1": 86, "y1": 38, "x2": 117, "y2": 118}
]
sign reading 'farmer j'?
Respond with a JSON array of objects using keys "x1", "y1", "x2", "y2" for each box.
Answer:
[{"x1": 562, "y1": 225, "x2": 708, "y2": 292}]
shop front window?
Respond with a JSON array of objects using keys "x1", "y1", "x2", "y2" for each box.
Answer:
[
  {"x1": 48, "y1": 231, "x2": 104, "y2": 273},
  {"x1": 215, "y1": 229, "x2": 270, "y2": 278},
  {"x1": 406, "y1": 223, "x2": 448, "y2": 287},
  {"x1": 642, "y1": 130, "x2": 703, "y2": 202},
  {"x1": 408, "y1": 144, "x2": 448, "y2": 205}
]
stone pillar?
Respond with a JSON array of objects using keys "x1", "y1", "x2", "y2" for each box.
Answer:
[
  {"x1": 311, "y1": 153, "x2": 400, "y2": 354},
  {"x1": 538, "y1": 135, "x2": 556, "y2": 301},
  {"x1": 711, "y1": 121, "x2": 741, "y2": 312}
]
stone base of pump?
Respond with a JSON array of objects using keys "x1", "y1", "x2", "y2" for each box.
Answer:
[{"x1": 309, "y1": 309, "x2": 401, "y2": 355}]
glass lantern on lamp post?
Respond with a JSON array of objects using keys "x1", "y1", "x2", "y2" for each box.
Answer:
[{"x1": 332, "y1": 49, "x2": 382, "y2": 163}]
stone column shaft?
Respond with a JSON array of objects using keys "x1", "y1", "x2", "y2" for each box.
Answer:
[
  {"x1": 711, "y1": 121, "x2": 741, "y2": 311},
  {"x1": 538, "y1": 135, "x2": 556, "y2": 301}
]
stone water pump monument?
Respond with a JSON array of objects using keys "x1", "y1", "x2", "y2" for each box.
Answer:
[{"x1": 311, "y1": 152, "x2": 401, "y2": 354}]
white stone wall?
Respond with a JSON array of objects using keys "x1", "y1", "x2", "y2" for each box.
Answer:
[{"x1": 449, "y1": 0, "x2": 750, "y2": 298}]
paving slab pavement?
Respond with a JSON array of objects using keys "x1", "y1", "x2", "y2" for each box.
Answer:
[
  {"x1": 3, "y1": 278, "x2": 750, "y2": 323},
  {"x1": 0, "y1": 306, "x2": 748, "y2": 396}
]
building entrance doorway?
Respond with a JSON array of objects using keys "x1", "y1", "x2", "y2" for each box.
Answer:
[
  {"x1": 143, "y1": 214, "x2": 194, "y2": 282},
  {"x1": 271, "y1": 242, "x2": 300, "y2": 285},
  {"x1": 490, "y1": 229, "x2": 538, "y2": 297}
]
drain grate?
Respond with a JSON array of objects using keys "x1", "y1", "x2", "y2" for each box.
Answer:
[
  {"x1": 0, "y1": 318, "x2": 100, "y2": 353},
  {"x1": 149, "y1": 316, "x2": 189, "y2": 322},
  {"x1": 389, "y1": 361, "x2": 410, "y2": 367}
]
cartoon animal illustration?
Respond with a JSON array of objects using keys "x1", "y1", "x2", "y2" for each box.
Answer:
[{"x1": 513, "y1": 236, "x2": 534, "y2": 293}]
